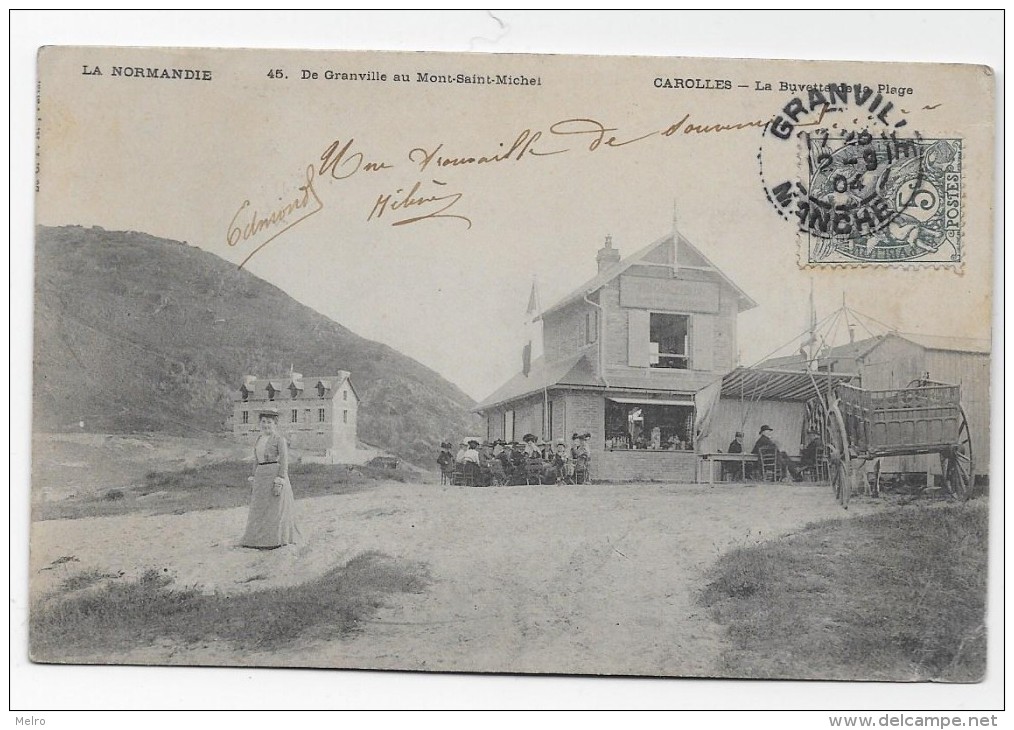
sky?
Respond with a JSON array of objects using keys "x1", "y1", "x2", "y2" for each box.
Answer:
[{"x1": 30, "y1": 28, "x2": 998, "y2": 401}]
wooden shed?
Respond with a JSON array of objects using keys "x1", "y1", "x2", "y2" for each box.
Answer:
[{"x1": 763, "y1": 333, "x2": 990, "y2": 480}]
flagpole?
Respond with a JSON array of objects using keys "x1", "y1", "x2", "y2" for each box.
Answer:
[
  {"x1": 808, "y1": 279, "x2": 817, "y2": 367},
  {"x1": 524, "y1": 275, "x2": 549, "y2": 439},
  {"x1": 534, "y1": 275, "x2": 549, "y2": 439},
  {"x1": 672, "y1": 200, "x2": 680, "y2": 274}
]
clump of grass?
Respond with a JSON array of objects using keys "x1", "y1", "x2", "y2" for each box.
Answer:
[
  {"x1": 700, "y1": 501, "x2": 987, "y2": 682},
  {"x1": 35, "y1": 460, "x2": 397, "y2": 521},
  {"x1": 30, "y1": 551, "x2": 428, "y2": 661},
  {"x1": 59, "y1": 568, "x2": 123, "y2": 592}
]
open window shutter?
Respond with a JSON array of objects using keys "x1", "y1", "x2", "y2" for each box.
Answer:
[
  {"x1": 627, "y1": 310, "x2": 651, "y2": 367},
  {"x1": 693, "y1": 314, "x2": 714, "y2": 371}
]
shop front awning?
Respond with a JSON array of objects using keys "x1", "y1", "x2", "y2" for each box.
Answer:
[
  {"x1": 608, "y1": 396, "x2": 695, "y2": 406},
  {"x1": 718, "y1": 367, "x2": 857, "y2": 402}
]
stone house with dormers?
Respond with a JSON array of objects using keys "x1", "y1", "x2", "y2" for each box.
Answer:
[{"x1": 233, "y1": 371, "x2": 359, "y2": 461}]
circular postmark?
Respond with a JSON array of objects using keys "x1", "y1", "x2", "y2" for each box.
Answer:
[{"x1": 758, "y1": 83, "x2": 962, "y2": 264}]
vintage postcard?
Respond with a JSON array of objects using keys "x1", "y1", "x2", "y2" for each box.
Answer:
[{"x1": 29, "y1": 46, "x2": 995, "y2": 682}]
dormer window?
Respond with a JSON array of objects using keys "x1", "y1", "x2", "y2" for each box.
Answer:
[
  {"x1": 266, "y1": 383, "x2": 278, "y2": 401},
  {"x1": 240, "y1": 385, "x2": 250, "y2": 402},
  {"x1": 317, "y1": 383, "x2": 326, "y2": 398},
  {"x1": 289, "y1": 384, "x2": 301, "y2": 399}
]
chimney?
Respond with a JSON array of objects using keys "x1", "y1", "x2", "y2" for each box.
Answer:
[{"x1": 596, "y1": 234, "x2": 620, "y2": 272}]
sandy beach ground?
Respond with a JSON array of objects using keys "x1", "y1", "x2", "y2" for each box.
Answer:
[{"x1": 30, "y1": 480, "x2": 880, "y2": 676}]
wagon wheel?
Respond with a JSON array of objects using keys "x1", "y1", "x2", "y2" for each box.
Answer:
[
  {"x1": 826, "y1": 397, "x2": 852, "y2": 509},
  {"x1": 942, "y1": 406, "x2": 974, "y2": 500}
]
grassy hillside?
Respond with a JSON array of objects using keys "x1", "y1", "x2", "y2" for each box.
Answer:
[{"x1": 32, "y1": 225, "x2": 481, "y2": 465}]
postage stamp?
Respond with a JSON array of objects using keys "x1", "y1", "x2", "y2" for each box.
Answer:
[
  {"x1": 756, "y1": 82, "x2": 965, "y2": 267},
  {"x1": 801, "y1": 135, "x2": 963, "y2": 264}
]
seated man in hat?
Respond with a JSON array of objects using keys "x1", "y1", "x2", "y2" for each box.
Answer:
[
  {"x1": 799, "y1": 429, "x2": 825, "y2": 478},
  {"x1": 509, "y1": 441, "x2": 527, "y2": 485},
  {"x1": 751, "y1": 425, "x2": 802, "y2": 481},
  {"x1": 723, "y1": 431, "x2": 746, "y2": 480}
]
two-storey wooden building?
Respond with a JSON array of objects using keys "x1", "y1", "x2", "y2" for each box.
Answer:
[
  {"x1": 475, "y1": 232, "x2": 756, "y2": 481},
  {"x1": 233, "y1": 371, "x2": 360, "y2": 463}
]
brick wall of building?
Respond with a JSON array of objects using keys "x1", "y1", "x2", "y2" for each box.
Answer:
[
  {"x1": 601, "y1": 281, "x2": 626, "y2": 368},
  {"x1": 543, "y1": 300, "x2": 597, "y2": 365},
  {"x1": 596, "y1": 449, "x2": 698, "y2": 482},
  {"x1": 714, "y1": 292, "x2": 739, "y2": 371},
  {"x1": 560, "y1": 391, "x2": 605, "y2": 478}
]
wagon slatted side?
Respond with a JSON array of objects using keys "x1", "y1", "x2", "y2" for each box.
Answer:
[{"x1": 837, "y1": 383, "x2": 963, "y2": 457}]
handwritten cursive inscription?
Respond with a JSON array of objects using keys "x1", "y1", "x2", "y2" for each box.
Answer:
[
  {"x1": 227, "y1": 110, "x2": 780, "y2": 265},
  {"x1": 228, "y1": 164, "x2": 323, "y2": 269},
  {"x1": 368, "y1": 179, "x2": 472, "y2": 228},
  {"x1": 549, "y1": 118, "x2": 659, "y2": 150},
  {"x1": 408, "y1": 129, "x2": 567, "y2": 174},
  {"x1": 319, "y1": 138, "x2": 394, "y2": 180}
]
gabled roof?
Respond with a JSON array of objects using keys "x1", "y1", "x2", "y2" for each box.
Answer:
[
  {"x1": 235, "y1": 372, "x2": 359, "y2": 402},
  {"x1": 761, "y1": 336, "x2": 885, "y2": 369},
  {"x1": 761, "y1": 331, "x2": 990, "y2": 370},
  {"x1": 474, "y1": 351, "x2": 604, "y2": 412},
  {"x1": 895, "y1": 332, "x2": 990, "y2": 355},
  {"x1": 538, "y1": 233, "x2": 757, "y2": 320}
]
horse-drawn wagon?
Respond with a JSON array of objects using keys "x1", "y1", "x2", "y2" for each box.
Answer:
[{"x1": 823, "y1": 379, "x2": 973, "y2": 508}]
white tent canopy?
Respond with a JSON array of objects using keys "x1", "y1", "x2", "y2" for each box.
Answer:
[{"x1": 695, "y1": 367, "x2": 856, "y2": 455}]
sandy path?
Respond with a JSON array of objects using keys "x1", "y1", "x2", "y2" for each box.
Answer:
[{"x1": 30, "y1": 481, "x2": 879, "y2": 676}]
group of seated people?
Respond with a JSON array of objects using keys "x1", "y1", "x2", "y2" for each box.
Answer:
[
  {"x1": 437, "y1": 432, "x2": 592, "y2": 486},
  {"x1": 722, "y1": 425, "x2": 824, "y2": 482}
]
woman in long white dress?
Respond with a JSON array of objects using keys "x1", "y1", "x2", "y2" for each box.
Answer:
[{"x1": 241, "y1": 408, "x2": 300, "y2": 548}]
